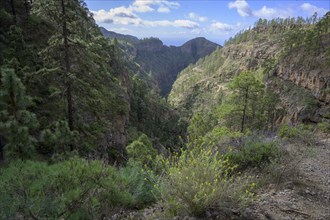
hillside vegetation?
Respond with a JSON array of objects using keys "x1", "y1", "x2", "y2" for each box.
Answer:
[
  {"x1": 0, "y1": 0, "x2": 186, "y2": 162},
  {"x1": 0, "y1": 1, "x2": 329, "y2": 219},
  {"x1": 169, "y1": 14, "x2": 330, "y2": 124}
]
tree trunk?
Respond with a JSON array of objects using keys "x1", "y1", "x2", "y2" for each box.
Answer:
[
  {"x1": 0, "y1": 136, "x2": 6, "y2": 161},
  {"x1": 0, "y1": 144, "x2": 3, "y2": 161},
  {"x1": 24, "y1": 0, "x2": 30, "y2": 18},
  {"x1": 61, "y1": 0, "x2": 74, "y2": 150},
  {"x1": 9, "y1": 88, "x2": 18, "y2": 121},
  {"x1": 10, "y1": 0, "x2": 17, "y2": 24},
  {"x1": 241, "y1": 87, "x2": 249, "y2": 133}
]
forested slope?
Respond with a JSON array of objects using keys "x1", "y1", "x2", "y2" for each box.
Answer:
[
  {"x1": 0, "y1": 0, "x2": 183, "y2": 162},
  {"x1": 169, "y1": 14, "x2": 330, "y2": 124}
]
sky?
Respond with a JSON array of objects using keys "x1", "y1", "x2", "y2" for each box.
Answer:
[{"x1": 85, "y1": 0, "x2": 330, "y2": 46}]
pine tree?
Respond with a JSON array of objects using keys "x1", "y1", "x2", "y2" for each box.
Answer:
[
  {"x1": 0, "y1": 68, "x2": 38, "y2": 160},
  {"x1": 223, "y1": 72, "x2": 264, "y2": 133},
  {"x1": 10, "y1": 0, "x2": 17, "y2": 24},
  {"x1": 40, "y1": 120, "x2": 78, "y2": 155},
  {"x1": 261, "y1": 90, "x2": 280, "y2": 132},
  {"x1": 31, "y1": 0, "x2": 98, "y2": 150},
  {"x1": 30, "y1": 0, "x2": 128, "y2": 156}
]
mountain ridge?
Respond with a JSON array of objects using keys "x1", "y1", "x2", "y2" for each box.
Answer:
[
  {"x1": 100, "y1": 27, "x2": 139, "y2": 43},
  {"x1": 101, "y1": 27, "x2": 220, "y2": 96}
]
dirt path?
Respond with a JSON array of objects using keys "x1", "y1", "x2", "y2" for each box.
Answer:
[{"x1": 246, "y1": 136, "x2": 330, "y2": 220}]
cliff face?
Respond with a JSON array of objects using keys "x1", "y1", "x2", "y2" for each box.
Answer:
[
  {"x1": 136, "y1": 38, "x2": 164, "y2": 52},
  {"x1": 278, "y1": 67, "x2": 329, "y2": 103},
  {"x1": 276, "y1": 44, "x2": 330, "y2": 105},
  {"x1": 223, "y1": 41, "x2": 330, "y2": 104},
  {"x1": 169, "y1": 40, "x2": 279, "y2": 115},
  {"x1": 169, "y1": 30, "x2": 330, "y2": 123}
]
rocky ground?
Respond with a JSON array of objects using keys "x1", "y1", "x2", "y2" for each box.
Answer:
[
  {"x1": 243, "y1": 135, "x2": 330, "y2": 220},
  {"x1": 109, "y1": 134, "x2": 330, "y2": 220}
]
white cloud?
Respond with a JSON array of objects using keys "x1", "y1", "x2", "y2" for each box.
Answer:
[
  {"x1": 253, "y1": 6, "x2": 293, "y2": 19},
  {"x1": 143, "y1": 19, "x2": 199, "y2": 29},
  {"x1": 132, "y1": 0, "x2": 155, "y2": 12},
  {"x1": 191, "y1": 28, "x2": 202, "y2": 34},
  {"x1": 161, "y1": 0, "x2": 180, "y2": 10},
  {"x1": 92, "y1": 0, "x2": 201, "y2": 30},
  {"x1": 188, "y1": 12, "x2": 208, "y2": 22},
  {"x1": 228, "y1": 0, "x2": 252, "y2": 17},
  {"x1": 301, "y1": 3, "x2": 327, "y2": 16},
  {"x1": 173, "y1": 20, "x2": 199, "y2": 29},
  {"x1": 92, "y1": 7, "x2": 143, "y2": 25},
  {"x1": 93, "y1": 6, "x2": 198, "y2": 29},
  {"x1": 158, "y1": 6, "x2": 170, "y2": 13},
  {"x1": 228, "y1": 0, "x2": 296, "y2": 19},
  {"x1": 253, "y1": 6, "x2": 277, "y2": 18},
  {"x1": 210, "y1": 22, "x2": 235, "y2": 31},
  {"x1": 143, "y1": 20, "x2": 172, "y2": 27},
  {"x1": 132, "y1": 0, "x2": 179, "y2": 13}
]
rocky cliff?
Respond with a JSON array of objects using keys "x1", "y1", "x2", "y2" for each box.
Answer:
[
  {"x1": 276, "y1": 39, "x2": 330, "y2": 104},
  {"x1": 169, "y1": 17, "x2": 330, "y2": 123}
]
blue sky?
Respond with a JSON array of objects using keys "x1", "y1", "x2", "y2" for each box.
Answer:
[{"x1": 86, "y1": 0, "x2": 329, "y2": 46}]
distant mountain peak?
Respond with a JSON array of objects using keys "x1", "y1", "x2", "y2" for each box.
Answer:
[
  {"x1": 100, "y1": 27, "x2": 139, "y2": 43},
  {"x1": 100, "y1": 28, "x2": 220, "y2": 96}
]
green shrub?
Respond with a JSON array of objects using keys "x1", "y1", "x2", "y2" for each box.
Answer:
[
  {"x1": 126, "y1": 133, "x2": 157, "y2": 167},
  {"x1": 317, "y1": 121, "x2": 330, "y2": 134},
  {"x1": 157, "y1": 147, "x2": 254, "y2": 217},
  {"x1": 39, "y1": 120, "x2": 78, "y2": 155},
  {"x1": 0, "y1": 157, "x2": 156, "y2": 219},
  {"x1": 116, "y1": 162, "x2": 157, "y2": 207},
  {"x1": 278, "y1": 124, "x2": 300, "y2": 139},
  {"x1": 201, "y1": 126, "x2": 243, "y2": 151},
  {"x1": 277, "y1": 124, "x2": 316, "y2": 146},
  {"x1": 225, "y1": 140, "x2": 281, "y2": 170}
]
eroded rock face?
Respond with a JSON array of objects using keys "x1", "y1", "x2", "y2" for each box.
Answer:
[
  {"x1": 223, "y1": 41, "x2": 330, "y2": 122},
  {"x1": 276, "y1": 63, "x2": 330, "y2": 104},
  {"x1": 112, "y1": 114, "x2": 129, "y2": 150},
  {"x1": 221, "y1": 42, "x2": 277, "y2": 61}
]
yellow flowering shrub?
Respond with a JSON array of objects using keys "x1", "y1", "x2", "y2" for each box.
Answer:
[{"x1": 157, "y1": 146, "x2": 255, "y2": 217}]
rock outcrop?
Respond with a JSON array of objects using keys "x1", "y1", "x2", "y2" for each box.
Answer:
[{"x1": 276, "y1": 53, "x2": 330, "y2": 104}]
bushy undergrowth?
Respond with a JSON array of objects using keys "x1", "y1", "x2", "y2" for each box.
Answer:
[
  {"x1": 156, "y1": 147, "x2": 255, "y2": 217},
  {"x1": 126, "y1": 133, "x2": 157, "y2": 167},
  {"x1": 201, "y1": 126, "x2": 243, "y2": 151},
  {"x1": 277, "y1": 124, "x2": 317, "y2": 146},
  {"x1": 225, "y1": 140, "x2": 282, "y2": 170},
  {"x1": 278, "y1": 124, "x2": 301, "y2": 139},
  {"x1": 0, "y1": 157, "x2": 156, "y2": 219},
  {"x1": 317, "y1": 121, "x2": 330, "y2": 135}
]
